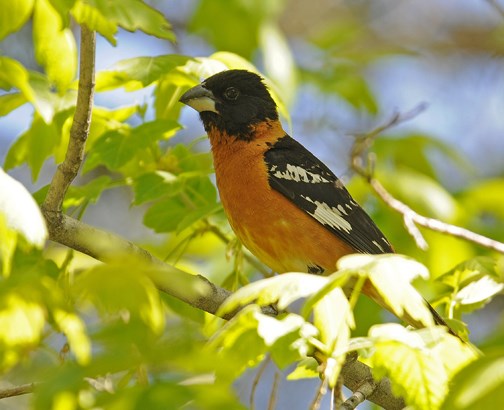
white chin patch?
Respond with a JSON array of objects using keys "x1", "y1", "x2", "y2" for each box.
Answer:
[{"x1": 186, "y1": 97, "x2": 218, "y2": 113}]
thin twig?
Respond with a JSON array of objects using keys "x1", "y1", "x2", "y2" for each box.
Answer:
[
  {"x1": 332, "y1": 375, "x2": 344, "y2": 409},
  {"x1": 267, "y1": 372, "x2": 280, "y2": 410},
  {"x1": 310, "y1": 378, "x2": 328, "y2": 410},
  {"x1": 351, "y1": 107, "x2": 504, "y2": 254},
  {"x1": 207, "y1": 224, "x2": 272, "y2": 276},
  {"x1": 42, "y1": 25, "x2": 95, "y2": 216},
  {"x1": 370, "y1": 178, "x2": 504, "y2": 253},
  {"x1": 486, "y1": 0, "x2": 504, "y2": 19},
  {"x1": 0, "y1": 383, "x2": 38, "y2": 399},
  {"x1": 250, "y1": 356, "x2": 271, "y2": 410}
]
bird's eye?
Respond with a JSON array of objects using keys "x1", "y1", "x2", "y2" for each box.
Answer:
[{"x1": 224, "y1": 87, "x2": 240, "y2": 101}]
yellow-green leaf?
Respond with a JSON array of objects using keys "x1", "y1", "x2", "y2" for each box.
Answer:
[
  {"x1": 4, "y1": 114, "x2": 63, "y2": 180},
  {"x1": 96, "y1": 55, "x2": 191, "y2": 91},
  {"x1": 287, "y1": 358, "x2": 319, "y2": 380},
  {"x1": 441, "y1": 349, "x2": 504, "y2": 410},
  {"x1": 33, "y1": 0, "x2": 77, "y2": 92},
  {"x1": 0, "y1": 92, "x2": 27, "y2": 116},
  {"x1": 76, "y1": 260, "x2": 165, "y2": 334},
  {"x1": 369, "y1": 324, "x2": 448, "y2": 410},
  {"x1": 0, "y1": 0, "x2": 34, "y2": 41},
  {"x1": 87, "y1": 0, "x2": 175, "y2": 41},
  {"x1": 337, "y1": 254, "x2": 434, "y2": 328},
  {"x1": 71, "y1": 0, "x2": 117, "y2": 45},
  {"x1": 218, "y1": 273, "x2": 328, "y2": 316},
  {"x1": 53, "y1": 310, "x2": 91, "y2": 365},
  {"x1": 0, "y1": 294, "x2": 46, "y2": 369},
  {"x1": 0, "y1": 214, "x2": 17, "y2": 276},
  {"x1": 0, "y1": 56, "x2": 34, "y2": 98}
]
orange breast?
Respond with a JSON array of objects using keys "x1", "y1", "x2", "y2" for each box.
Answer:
[{"x1": 208, "y1": 122, "x2": 354, "y2": 275}]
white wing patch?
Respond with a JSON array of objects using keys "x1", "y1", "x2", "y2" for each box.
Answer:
[
  {"x1": 372, "y1": 240, "x2": 385, "y2": 252},
  {"x1": 273, "y1": 164, "x2": 330, "y2": 183},
  {"x1": 302, "y1": 196, "x2": 352, "y2": 233}
]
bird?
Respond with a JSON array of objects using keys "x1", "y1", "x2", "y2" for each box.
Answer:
[{"x1": 179, "y1": 69, "x2": 455, "y2": 335}]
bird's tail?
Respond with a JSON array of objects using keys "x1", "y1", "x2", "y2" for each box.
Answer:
[{"x1": 425, "y1": 299, "x2": 461, "y2": 340}]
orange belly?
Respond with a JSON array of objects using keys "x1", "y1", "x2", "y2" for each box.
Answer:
[{"x1": 208, "y1": 123, "x2": 354, "y2": 275}]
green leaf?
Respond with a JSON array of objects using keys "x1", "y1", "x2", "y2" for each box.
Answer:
[
  {"x1": 133, "y1": 171, "x2": 182, "y2": 205},
  {"x1": 312, "y1": 286, "x2": 353, "y2": 387},
  {"x1": 87, "y1": 0, "x2": 175, "y2": 41},
  {"x1": 374, "y1": 135, "x2": 473, "y2": 180},
  {"x1": 177, "y1": 202, "x2": 221, "y2": 233},
  {"x1": 62, "y1": 175, "x2": 113, "y2": 209},
  {"x1": 438, "y1": 257, "x2": 503, "y2": 313},
  {"x1": 4, "y1": 113, "x2": 63, "y2": 180},
  {"x1": 256, "y1": 313, "x2": 318, "y2": 369},
  {"x1": 218, "y1": 273, "x2": 328, "y2": 316},
  {"x1": 143, "y1": 196, "x2": 220, "y2": 234},
  {"x1": 337, "y1": 254, "x2": 434, "y2": 328},
  {"x1": 33, "y1": 0, "x2": 77, "y2": 92},
  {"x1": 143, "y1": 197, "x2": 189, "y2": 233},
  {"x1": 96, "y1": 55, "x2": 191, "y2": 91},
  {"x1": 47, "y1": 0, "x2": 76, "y2": 26},
  {"x1": 460, "y1": 178, "x2": 504, "y2": 219},
  {"x1": 0, "y1": 56, "x2": 35, "y2": 103},
  {"x1": 0, "y1": 168, "x2": 47, "y2": 249},
  {"x1": 302, "y1": 64, "x2": 378, "y2": 114},
  {"x1": 0, "y1": 214, "x2": 17, "y2": 277},
  {"x1": 208, "y1": 305, "x2": 267, "y2": 379},
  {"x1": 76, "y1": 260, "x2": 165, "y2": 334},
  {"x1": 84, "y1": 120, "x2": 180, "y2": 172},
  {"x1": 0, "y1": 58, "x2": 75, "y2": 123},
  {"x1": 28, "y1": 71, "x2": 77, "y2": 122},
  {"x1": 287, "y1": 357, "x2": 319, "y2": 380},
  {"x1": 370, "y1": 325, "x2": 446, "y2": 409},
  {"x1": 455, "y1": 276, "x2": 503, "y2": 307},
  {"x1": 161, "y1": 144, "x2": 214, "y2": 174},
  {"x1": 52, "y1": 309, "x2": 90, "y2": 365},
  {"x1": 0, "y1": 293, "x2": 46, "y2": 369},
  {"x1": 313, "y1": 287, "x2": 353, "y2": 353},
  {"x1": 442, "y1": 348, "x2": 504, "y2": 410},
  {"x1": 189, "y1": 0, "x2": 284, "y2": 59},
  {"x1": 0, "y1": 0, "x2": 34, "y2": 41},
  {"x1": 259, "y1": 22, "x2": 297, "y2": 104},
  {"x1": 71, "y1": 0, "x2": 117, "y2": 45},
  {"x1": 0, "y1": 92, "x2": 26, "y2": 116},
  {"x1": 369, "y1": 324, "x2": 476, "y2": 410},
  {"x1": 142, "y1": 174, "x2": 218, "y2": 233},
  {"x1": 86, "y1": 105, "x2": 138, "y2": 149},
  {"x1": 154, "y1": 70, "x2": 196, "y2": 121}
]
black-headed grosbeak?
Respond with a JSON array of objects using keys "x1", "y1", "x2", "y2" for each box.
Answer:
[{"x1": 180, "y1": 69, "x2": 453, "y2": 333}]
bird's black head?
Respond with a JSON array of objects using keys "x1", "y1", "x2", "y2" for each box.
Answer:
[{"x1": 179, "y1": 70, "x2": 278, "y2": 141}]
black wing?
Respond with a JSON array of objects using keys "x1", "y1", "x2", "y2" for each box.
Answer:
[{"x1": 264, "y1": 135, "x2": 393, "y2": 254}]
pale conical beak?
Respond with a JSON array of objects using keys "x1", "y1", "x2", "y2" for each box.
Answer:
[{"x1": 179, "y1": 84, "x2": 218, "y2": 113}]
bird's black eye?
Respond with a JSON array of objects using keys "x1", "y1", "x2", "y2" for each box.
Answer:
[{"x1": 224, "y1": 87, "x2": 240, "y2": 101}]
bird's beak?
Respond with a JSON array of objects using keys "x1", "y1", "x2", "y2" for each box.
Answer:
[{"x1": 179, "y1": 84, "x2": 218, "y2": 113}]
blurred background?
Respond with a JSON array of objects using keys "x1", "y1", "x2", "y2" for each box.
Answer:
[{"x1": 1, "y1": 0, "x2": 504, "y2": 408}]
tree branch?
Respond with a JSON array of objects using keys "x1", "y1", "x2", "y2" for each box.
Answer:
[
  {"x1": 0, "y1": 383, "x2": 37, "y2": 399},
  {"x1": 42, "y1": 25, "x2": 95, "y2": 217},
  {"x1": 48, "y1": 214, "x2": 233, "y2": 317},
  {"x1": 351, "y1": 107, "x2": 504, "y2": 254},
  {"x1": 341, "y1": 353, "x2": 404, "y2": 410}
]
